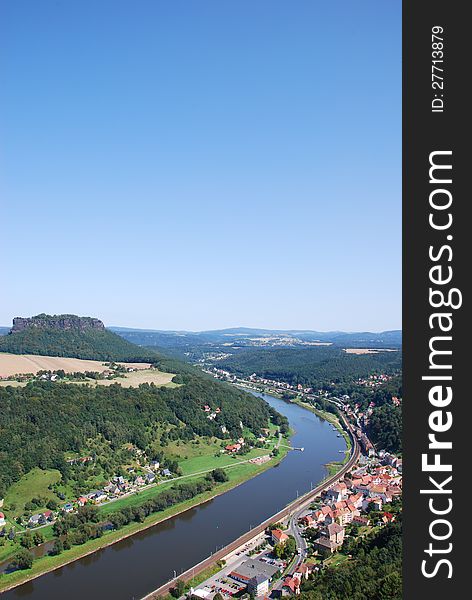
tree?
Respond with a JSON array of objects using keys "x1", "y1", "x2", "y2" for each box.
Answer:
[
  {"x1": 377, "y1": 572, "x2": 402, "y2": 599},
  {"x1": 211, "y1": 468, "x2": 228, "y2": 483},
  {"x1": 51, "y1": 538, "x2": 64, "y2": 556},
  {"x1": 170, "y1": 579, "x2": 185, "y2": 598},
  {"x1": 284, "y1": 536, "x2": 297, "y2": 558},
  {"x1": 33, "y1": 531, "x2": 45, "y2": 546},
  {"x1": 273, "y1": 543, "x2": 285, "y2": 559},
  {"x1": 20, "y1": 531, "x2": 34, "y2": 549},
  {"x1": 14, "y1": 548, "x2": 34, "y2": 570}
]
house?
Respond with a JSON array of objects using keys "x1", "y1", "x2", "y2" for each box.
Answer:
[
  {"x1": 28, "y1": 513, "x2": 42, "y2": 526},
  {"x1": 134, "y1": 476, "x2": 145, "y2": 486},
  {"x1": 299, "y1": 514, "x2": 315, "y2": 527},
  {"x1": 90, "y1": 492, "x2": 107, "y2": 504},
  {"x1": 297, "y1": 563, "x2": 315, "y2": 580},
  {"x1": 77, "y1": 496, "x2": 88, "y2": 507},
  {"x1": 282, "y1": 575, "x2": 301, "y2": 595},
  {"x1": 271, "y1": 528, "x2": 289, "y2": 545},
  {"x1": 325, "y1": 482, "x2": 348, "y2": 503},
  {"x1": 363, "y1": 497, "x2": 383, "y2": 511},
  {"x1": 145, "y1": 472, "x2": 156, "y2": 484},
  {"x1": 353, "y1": 515, "x2": 371, "y2": 527},
  {"x1": 104, "y1": 483, "x2": 120, "y2": 495},
  {"x1": 161, "y1": 468, "x2": 172, "y2": 477},
  {"x1": 150, "y1": 460, "x2": 160, "y2": 470},
  {"x1": 348, "y1": 493, "x2": 364, "y2": 509},
  {"x1": 247, "y1": 574, "x2": 270, "y2": 597},
  {"x1": 0, "y1": 512, "x2": 5, "y2": 527},
  {"x1": 309, "y1": 508, "x2": 327, "y2": 526},
  {"x1": 42, "y1": 510, "x2": 53, "y2": 521},
  {"x1": 382, "y1": 512, "x2": 396, "y2": 524},
  {"x1": 62, "y1": 503, "x2": 74, "y2": 512},
  {"x1": 225, "y1": 443, "x2": 241, "y2": 453}
]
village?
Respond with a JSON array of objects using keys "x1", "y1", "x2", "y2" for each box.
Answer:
[
  {"x1": 0, "y1": 403, "x2": 280, "y2": 537},
  {"x1": 183, "y1": 446, "x2": 402, "y2": 600}
]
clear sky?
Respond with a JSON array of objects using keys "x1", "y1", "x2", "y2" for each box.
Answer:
[{"x1": 1, "y1": 1, "x2": 401, "y2": 332}]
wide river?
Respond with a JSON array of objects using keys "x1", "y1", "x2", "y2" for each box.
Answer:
[{"x1": 2, "y1": 392, "x2": 346, "y2": 599}]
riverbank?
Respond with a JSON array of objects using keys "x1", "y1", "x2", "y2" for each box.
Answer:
[
  {"x1": 0, "y1": 442, "x2": 291, "y2": 594},
  {"x1": 142, "y1": 411, "x2": 358, "y2": 600},
  {"x1": 236, "y1": 384, "x2": 351, "y2": 476}
]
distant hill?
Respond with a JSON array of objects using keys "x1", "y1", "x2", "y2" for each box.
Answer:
[
  {"x1": 0, "y1": 314, "x2": 158, "y2": 362},
  {"x1": 109, "y1": 326, "x2": 402, "y2": 359}
]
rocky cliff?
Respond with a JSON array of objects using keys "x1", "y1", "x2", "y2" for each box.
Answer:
[{"x1": 11, "y1": 314, "x2": 105, "y2": 334}]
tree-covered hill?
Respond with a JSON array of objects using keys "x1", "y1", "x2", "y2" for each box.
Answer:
[
  {"x1": 0, "y1": 375, "x2": 274, "y2": 498},
  {"x1": 0, "y1": 314, "x2": 158, "y2": 362},
  {"x1": 213, "y1": 346, "x2": 401, "y2": 388}
]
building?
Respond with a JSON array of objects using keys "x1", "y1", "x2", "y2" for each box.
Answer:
[
  {"x1": 188, "y1": 588, "x2": 211, "y2": 600},
  {"x1": 247, "y1": 574, "x2": 270, "y2": 597},
  {"x1": 314, "y1": 523, "x2": 345, "y2": 556},
  {"x1": 230, "y1": 558, "x2": 280, "y2": 585},
  {"x1": 225, "y1": 443, "x2": 242, "y2": 453},
  {"x1": 282, "y1": 575, "x2": 301, "y2": 595},
  {"x1": 271, "y1": 528, "x2": 289, "y2": 545},
  {"x1": 0, "y1": 512, "x2": 6, "y2": 527},
  {"x1": 325, "y1": 482, "x2": 348, "y2": 503},
  {"x1": 299, "y1": 514, "x2": 315, "y2": 527},
  {"x1": 297, "y1": 563, "x2": 315, "y2": 580}
]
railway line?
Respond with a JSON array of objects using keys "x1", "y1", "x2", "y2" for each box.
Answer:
[{"x1": 143, "y1": 414, "x2": 360, "y2": 600}]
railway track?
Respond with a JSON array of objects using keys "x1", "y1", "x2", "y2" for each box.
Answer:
[{"x1": 143, "y1": 415, "x2": 360, "y2": 600}]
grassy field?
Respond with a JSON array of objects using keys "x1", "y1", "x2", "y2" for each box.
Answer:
[{"x1": 4, "y1": 468, "x2": 62, "y2": 517}]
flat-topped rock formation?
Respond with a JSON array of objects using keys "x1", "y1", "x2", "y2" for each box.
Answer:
[{"x1": 11, "y1": 314, "x2": 105, "y2": 334}]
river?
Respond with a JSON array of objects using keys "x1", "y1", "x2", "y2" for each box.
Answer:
[{"x1": 1, "y1": 392, "x2": 346, "y2": 599}]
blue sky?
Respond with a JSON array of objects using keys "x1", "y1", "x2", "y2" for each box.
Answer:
[{"x1": 1, "y1": 1, "x2": 401, "y2": 332}]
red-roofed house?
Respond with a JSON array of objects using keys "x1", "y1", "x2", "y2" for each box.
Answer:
[
  {"x1": 271, "y1": 528, "x2": 289, "y2": 545},
  {"x1": 225, "y1": 443, "x2": 241, "y2": 453},
  {"x1": 299, "y1": 514, "x2": 315, "y2": 527},
  {"x1": 282, "y1": 575, "x2": 301, "y2": 595}
]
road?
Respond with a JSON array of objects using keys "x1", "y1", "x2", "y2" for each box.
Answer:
[{"x1": 142, "y1": 415, "x2": 360, "y2": 599}]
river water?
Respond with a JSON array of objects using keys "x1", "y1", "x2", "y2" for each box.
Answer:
[{"x1": 1, "y1": 392, "x2": 345, "y2": 599}]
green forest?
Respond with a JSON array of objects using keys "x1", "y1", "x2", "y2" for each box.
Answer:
[
  {"x1": 299, "y1": 519, "x2": 402, "y2": 600},
  {"x1": 0, "y1": 327, "x2": 158, "y2": 362},
  {"x1": 214, "y1": 346, "x2": 401, "y2": 388},
  {"x1": 0, "y1": 375, "x2": 273, "y2": 498}
]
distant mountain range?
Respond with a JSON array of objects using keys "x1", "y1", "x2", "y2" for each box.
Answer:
[
  {"x1": 0, "y1": 317, "x2": 402, "y2": 360},
  {"x1": 109, "y1": 326, "x2": 402, "y2": 349}
]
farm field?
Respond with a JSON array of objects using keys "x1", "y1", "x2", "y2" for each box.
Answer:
[
  {"x1": 0, "y1": 352, "x2": 151, "y2": 378},
  {"x1": 82, "y1": 368, "x2": 176, "y2": 388},
  {"x1": 343, "y1": 348, "x2": 399, "y2": 355}
]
